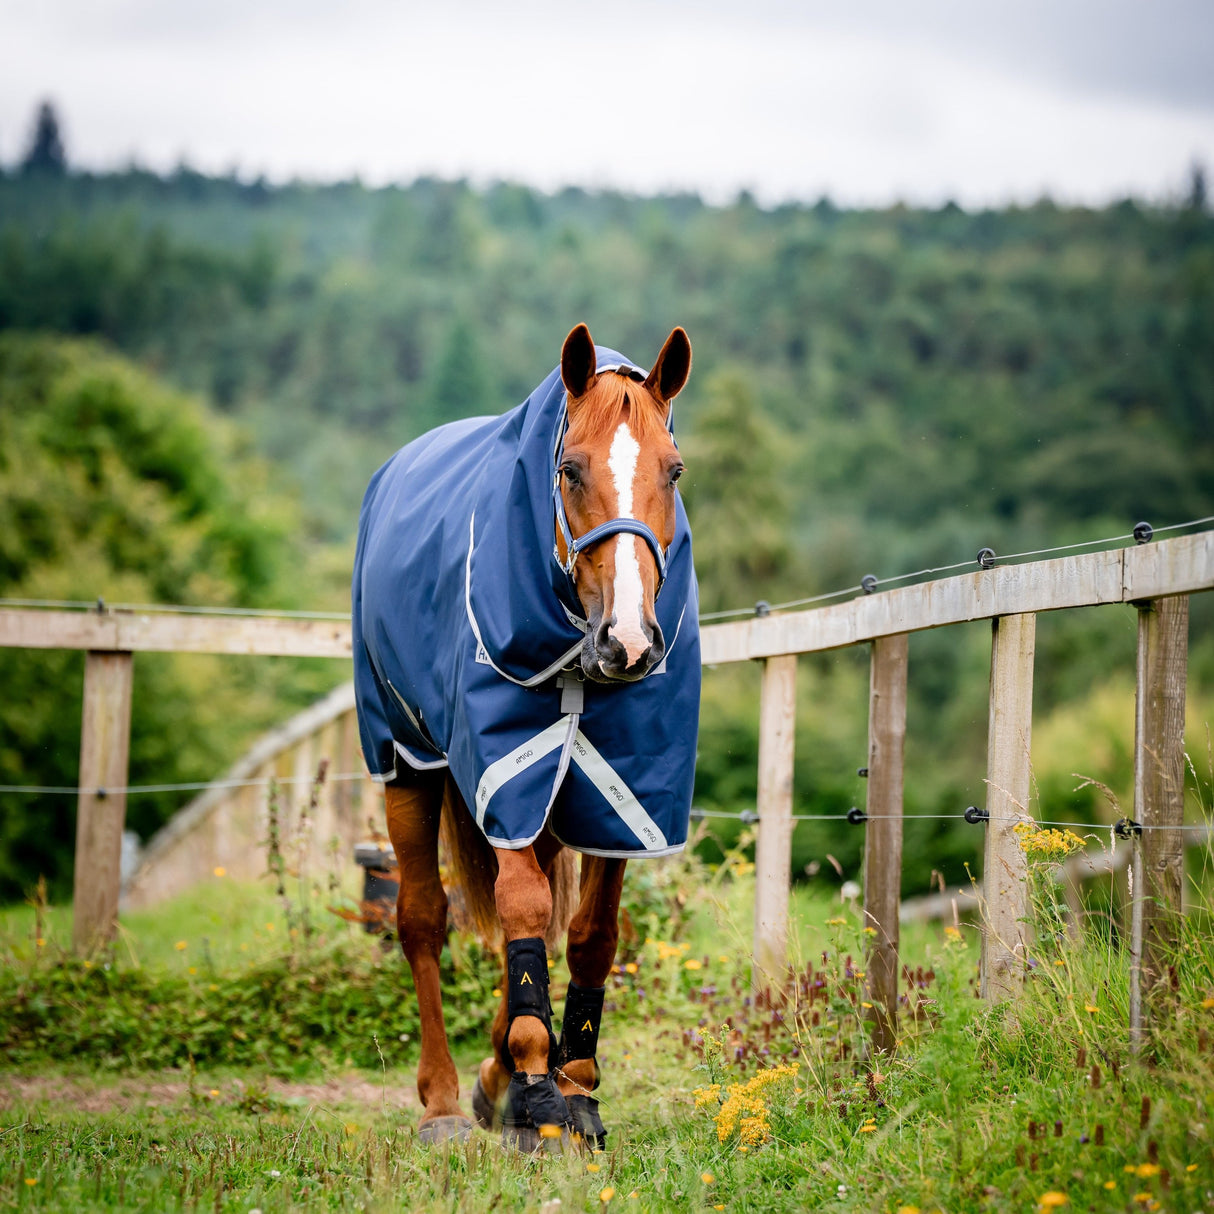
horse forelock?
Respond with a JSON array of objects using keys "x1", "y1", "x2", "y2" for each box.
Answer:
[{"x1": 565, "y1": 371, "x2": 669, "y2": 449}]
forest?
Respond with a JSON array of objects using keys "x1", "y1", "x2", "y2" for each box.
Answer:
[{"x1": 1, "y1": 125, "x2": 1212, "y2": 902}]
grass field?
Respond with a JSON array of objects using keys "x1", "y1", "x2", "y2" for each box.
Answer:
[{"x1": 2, "y1": 830, "x2": 1213, "y2": 1212}]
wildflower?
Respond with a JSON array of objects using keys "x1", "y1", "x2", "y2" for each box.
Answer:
[
  {"x1": 492, "y1": 988, "x2": 502, "y2": 998},
  {"x1": 709, "y1": 1064, "x2": 798, "y2": 1146},
  {"x1": 213, "y1": 866, "x2": 227, "y2": 877},
  {"x1": 188, "y1": 966, "x2": 197, "y2": 975},
  {"x1": 628, "y1": 1193, "x2": 638, "y2": 1200},
  {"x1": 538, "y1": 1124, "x2": 563, "y2": 1140},
  {"x1": 1037, "y1": 1194, "x2": 1068, "y2": 1209},
  {"x1": 587, "y1": 1163, "x2": 601, "y2": 1173},
  {"x1": 35, "y1": 938, "x2": 45, "y2": 948},
  {"x1": 1014, "y1": 821, "x2": 1083, "y2": 861},
  {"x1": 943, "y1": 926, "x2": 962, "y2": 942},
  {"x1": 718, "y1": 954, "x2": 730, "y2": 963},
  {"x1": 1103, "y1": 1181, "x2": 1116, "y2": 1190},
  {"x1": 1201, "y1": 997, "x2": 1214, "y2": 1010},
  {"x1": 599, "y1": 1187, "x2": 615, "y2": 1202},
  {"x1": 858, "y1": 1124, "x2": 876, "y2": 1133},
  {"x1": 684, "y1": 959, "x2": 703, "y2": 971},
  {"x1": 714, "y1": 1207, "x2": 724, "y2": 1212},
  {"x1": 1054, "y1": 960, "x2": 1065, "y2": 967},
  {"x1": 175, "y1": 940, "x2": 187, "y2": 951},
  {"x1": 896, "y1": 1207, "x2": 921, "y2": 1214},
  {"x1": 861, "y1": 1001, "x2": 874, "y2": 1009},
  {"x1": 209, "y1": 1089, "x2": 219, "y2": 1097},
  {"x1": 625, "y1": 962, "x2": 639, "y2": 974},
  {"x1": 345, "y1": 1123, "x2": 359, "y2": 1135},
  {"x1": 1084, "y1": 1004, "x2": 1099, "y2": 1014},
  {"x1": 24, "y1": 1179, "x2": 37, "y2": 1186},
  {"x1": 863, "y1": 926, "x2": 877, "y2": 936},
  {"x1": 1131, "y1": 1194, "x2": 1154, "y2": 1206},
  {"x1": 1187, "y1": 1164, "x2": 1198, "y2": 1173},
  {"x1": 1132, "y1": 1164, "x2": 1160, "y2": 1179},
  {"x1": 693, "y1": 1085, "x2": 722, "y2": 1108},
  {"x1": 701, "y1": 1172, "x2": 715, "y2": 1184},
  {"x1": 826, "y1": 917, "x2": 847, "y2": 927},
  {"x1": 265, "y1": 922, "x2": 275, "y2": 931}
]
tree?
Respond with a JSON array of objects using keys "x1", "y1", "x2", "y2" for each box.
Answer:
[{"x1": 20, "y1": 101, "x2": 67, "y2": 175}]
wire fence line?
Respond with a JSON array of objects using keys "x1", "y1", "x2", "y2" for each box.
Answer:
[{"x1": 3, "y1": 515, "x2": 1212, "y2": 629}]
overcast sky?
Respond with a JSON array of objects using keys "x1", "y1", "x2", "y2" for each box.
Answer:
[{"x1": 2, "y1": 0, "x2": 1212, "y2": 207}]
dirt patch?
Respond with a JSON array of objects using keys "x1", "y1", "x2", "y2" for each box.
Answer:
[{"x1": 0, "y1": 1072, "x2": 420, "y2": 1115}]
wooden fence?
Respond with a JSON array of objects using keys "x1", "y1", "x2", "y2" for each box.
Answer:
[{"x1": 2, "y1": 529, "x2": 1211, "y2": 1049}]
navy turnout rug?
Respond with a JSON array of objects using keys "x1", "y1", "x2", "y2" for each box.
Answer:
[{"x1": 352, "y1": 347, "x2": 700, "y2": 857}]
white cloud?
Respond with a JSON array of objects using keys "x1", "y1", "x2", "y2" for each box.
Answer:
[{"x1": 1, "y1": 0, "x2": 1211, "y2": 205}]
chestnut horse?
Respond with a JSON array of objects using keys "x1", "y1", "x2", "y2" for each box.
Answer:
[{"x1": 352, "y1": 324, "x2": 699, "y2": 1148}]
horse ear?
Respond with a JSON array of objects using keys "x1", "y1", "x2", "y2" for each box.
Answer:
[
  {"x1": 561, "y1": 324, "x2": 597, "y2": 399},
  {"x1": 644, "y1": 327, "x2": 692, "y2": 406}
]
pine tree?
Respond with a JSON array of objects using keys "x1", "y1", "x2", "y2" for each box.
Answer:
[{"x1": 20, "y1": 101, "x2": 67, "y2": 175}]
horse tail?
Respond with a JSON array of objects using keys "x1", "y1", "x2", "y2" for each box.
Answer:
[{"x1": 439, "y1": 775, "x2": 578, "y2": 954}]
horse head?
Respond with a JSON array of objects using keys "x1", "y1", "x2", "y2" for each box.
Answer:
[{"x1": 556, "y1": 323, "x2": 692, "y2": 683}]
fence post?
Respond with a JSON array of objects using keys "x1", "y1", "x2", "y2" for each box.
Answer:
[
  {"x1": 980, "y1": 613, "x2": 1036, "y2": 1001},
  {"x1": 752, "y1": 654, "x2": 798, "y2": 989},
  {"x1": 863, "y1": 633, "x2": 908, "y2": 1053},
  {"x1": 1129, "y1": 596, "x2": 1188, "y2": 1054},
  {"x1": 72, "y1": 650, "x2": 134, "y2": 953}
]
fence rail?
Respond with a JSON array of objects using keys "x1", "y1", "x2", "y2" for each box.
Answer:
[{"x1": 3, "y1": 528, "x2": 1211, "y2": 1051}]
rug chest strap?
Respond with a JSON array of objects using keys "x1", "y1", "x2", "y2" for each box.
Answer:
[{"x1": 500, "y1": 936, "x2": 557, "y2": 1072}]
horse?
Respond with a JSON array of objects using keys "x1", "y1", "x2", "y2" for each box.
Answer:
[{"x1": 351, "y1": 323, "x2": 700, "y2": 1149}]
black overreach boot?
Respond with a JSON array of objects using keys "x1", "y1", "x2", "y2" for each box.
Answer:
[
  {"x1": 556, "y1": 982, "x2": 607, "y2": 1149},
  {"x1": 499, "y1": 937, "x2": 569, "y2": 1150}
]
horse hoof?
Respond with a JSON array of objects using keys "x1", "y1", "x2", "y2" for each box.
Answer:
[
  {"x1": 567, "y1": 1094, "x2": 607, "y2": 1151},
  {"x1": 500, "y1": 1072, "x2": 570, "y2": 1152},
  {"x1": 472, "y1": 1075, "x2": 500, "y2": 1131},
  {"x1": 417, "y1": 1115, "x2": 474, "y2": 1145}
]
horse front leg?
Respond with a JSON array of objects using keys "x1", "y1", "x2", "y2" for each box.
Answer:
[
  {"x1": 490, "y1": 843, "x2": 571, "y2": 1148},
  {"x1": 384, "y1": 778, "x2": 472, "y2": 1144},
  {"x1": 557, "y1": 855, "x2": 627, "y2": 1149}
]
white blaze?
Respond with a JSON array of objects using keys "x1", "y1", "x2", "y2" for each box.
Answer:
[{"x1": 606, "y1": 421, "x2": 649, "y2": 667}]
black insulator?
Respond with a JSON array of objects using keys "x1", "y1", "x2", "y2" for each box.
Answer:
[
  {"x1": 1133, "y1": 521, "x2": 1153, "y2": 545},
  {"x1": 847, "y1": 807, "x2": 868, "y2": 825},
  {"x1": 1113, "y1": 817, "x2": 1142, "y2": 839},
  {"x1": 857, "y1": 767, "x2": 869, "y2": 778},
  {"x1": 96, "y1": 597, "x2": 106, "y2": 613},
  {"x1": 754, "y1": 600, "x2": 771, "y2": 617},
  {"x1": 860, "y1": 574, "x2": 878, "y2": 595},
  {"x1": 977, "y1": 548, "x2": 996, "y2": 570},
  {"x1": 964, "y1": 806, "x2": 989, "y2": 824}
]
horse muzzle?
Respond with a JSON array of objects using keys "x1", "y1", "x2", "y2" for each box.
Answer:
[{"x1": 582, "y1": 615, "x2": 665, "y2": 683}]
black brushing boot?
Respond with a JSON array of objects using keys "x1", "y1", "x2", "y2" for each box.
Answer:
[{"x1": 557, "y1": 981, "x2": 608, "y2": 1149}]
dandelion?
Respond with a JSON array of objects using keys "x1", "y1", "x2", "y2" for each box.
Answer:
[
  {"x1": 265, "y1": 922, "x2": 275, "y2": 931},
  {"x1": 188, "y1": 966, "x2": 197, "y2": 975},
  {"x1": 718, "y1": 954, "x2": 730, "y2": 963},
  {"x1": 587, "y1": 1163, "x2": 601, "y2": 1173},
  {"x1": 538, "y1": 1124, "x2": 563, "y2": 1140},
  {"x1": 35, "y1": 938, "x2": 45, "y2": 948},
  {"x1": 896, "y1": 1207, "x2": 921, "y2": 1214},
  {"x1": 1103, "y1": 1181, "x2": 1116, "y2": 1190},
  {"x1": 492, "y1": 988, "x2": 502, "y2": 998},
  {"x1": 1201, "y1": 997, "x2": 1214, "y2": 1010},
  {"x1": 1132, "y1": 1164, "x2": 1160, "y2": 1179},
  {"x1": 599, "y1": 1188, "x2": 615, "y2": 1203},
  {"x1": 1132, "y1": 1194, "x2": 1154, "y2": 1206},
  {"x1": 684, "y1": 959, "x2": 703, "y2": 971},
  {"x1": 209, "y1": 1088, "x2": 219, "y2": 1097},
  {"x1": 213, "y1": 866, "x2": 227, "y2": 877},
  {"x1": 24, "y1": 1179, "x2": 37, "y2": 1187},
  {"x1": 1186, "y1": 1164, "x2": 1198, "y2": 1173},
  {"x1": 625, "y1": 962, "x2": 639, "y2": 974},
  {"x1": 701, "y1": 1172, "x2": 715, "y2": 1184},
  {"x1": 175, "y1": 940, "x2": 187, "y2": 950},
  {"x1": 1037, "y1": 1194, "x2": 1068, "y2": 1209},
  {"x1": 1084, "y1": 1004, "x2": 1099, "y2": 1014},
  {"x1": 861, "y1": 1001, "x2": 874, "y2": 1009}
]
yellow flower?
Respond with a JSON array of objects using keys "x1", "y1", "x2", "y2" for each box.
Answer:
[
  {"x1": 264, "y1": 922, "x2": 275, "y2": 931},
  {"x1": 858, "y1": 1124, "x2": 876, "y2": 1132},
  {"x1": 209, "y1": 984, "x2": 219, "y2": 992},
  {"x1": 1132, "y1": 1194, "x2": 1153, "y2": 1206},
  {"x1": 35, "y1": 938, "x2": 45, "y2": 948},
  {"x1": 599, "y1": 1188, "x2": 615, "y2": 1203},
  {"x1": 863, "y1": 926, "x2": 878, "y2": 936},
  {"x1": 344, "y1": 1123, "x2": 359, "y2": 1135},
  {"x1": 826, "y1": 917, "x2": 847, "y2": 926},
  {"x1": 213, "y1": 866, "x2": 226, "y2": 877},
  {"x1": 587, "y1": 1163, "x2": 601, "y2": 1173},
  {"x1": 714, "y1": 1206, "x2": 725, "y2": 1212},
  {"x1": 694, "y1": 1085, "x2": 722, "y2": 1108},
  {"x1": 625, "y1": 962, "x2": 639, "y2": 974},
  {"x1": 492, "y1": 988, "x2": 502, "y2": 998},
  {"x1": 1084, "y1": 1004, "x2": 1099, "y2": 1014},
  {"x1": 943, "y1": 926, "x2": 962, "y2": 942},
  {"x1": 1201, "y1": 997, "x2": 1214, "y2": 1009},
  {"x1": 538, "y1": 1124, "x2": 563, "y2": 1140},
  {"x1": 896, "y1": 1206, "x2": 921, "y2": 1214},
  {"x1": 861, "y1": 1001, "x2": 873, "y2": 1009},
  {"x1": 1187, "y1": 1164, "x2": 1198, "y2": 1173},
  {"x1": 1103, "y1": 1181, "x2": 1116, "y2": 1190},
  {"x1": 1133, "y1": 1163, "x2": 1160, "y2": 1179},
  {"x1": 701, "y1": 1172, "x2": 715, "y2": 1184},
  {"x1": 1037, "y1": 1194, "x2": 1068, "y2": 1209},
  {"x1": 718, "y1": 954, "x2": 730, "y2": 963},
  {"x1": 188, "y1": 966, "x2": 197, "y2": 975},
  {"x1": 175, "y1": 940, "x2": 187, "y2": 950},
  {"x1": 684, "y1": 958, "x2": 703, "y2": 970},
  {"x1": 628, "y1": 1193, "x2": 638, "y2": 1200},
  {"x1": 24, "y1": 1179, "x2": 37, "y2": 1187}
]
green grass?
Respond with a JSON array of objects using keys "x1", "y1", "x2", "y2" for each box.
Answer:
[{"x1": 3, "y1": 839, "x2": 1214, "y2": 1211}]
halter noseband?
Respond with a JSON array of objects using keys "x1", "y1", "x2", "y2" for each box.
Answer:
[{"x1": 553, "y1": 478, "x2": 668, "y2": 594}]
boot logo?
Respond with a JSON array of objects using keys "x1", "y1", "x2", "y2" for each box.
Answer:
[
  {"x1": 520, "y1": 971, "x2": 533, "y2": 985},
  {"x1": 581, "y1": 1019, "x2": 594, "y2": 1032}
]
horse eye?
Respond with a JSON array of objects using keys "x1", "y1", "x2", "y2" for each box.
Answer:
[
  {"x1": 561, "y1": 464, "x2": 582, "y2": 487},
  {"x1": 669, "y1": 465, "x2": 685, "y2": 485}
]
